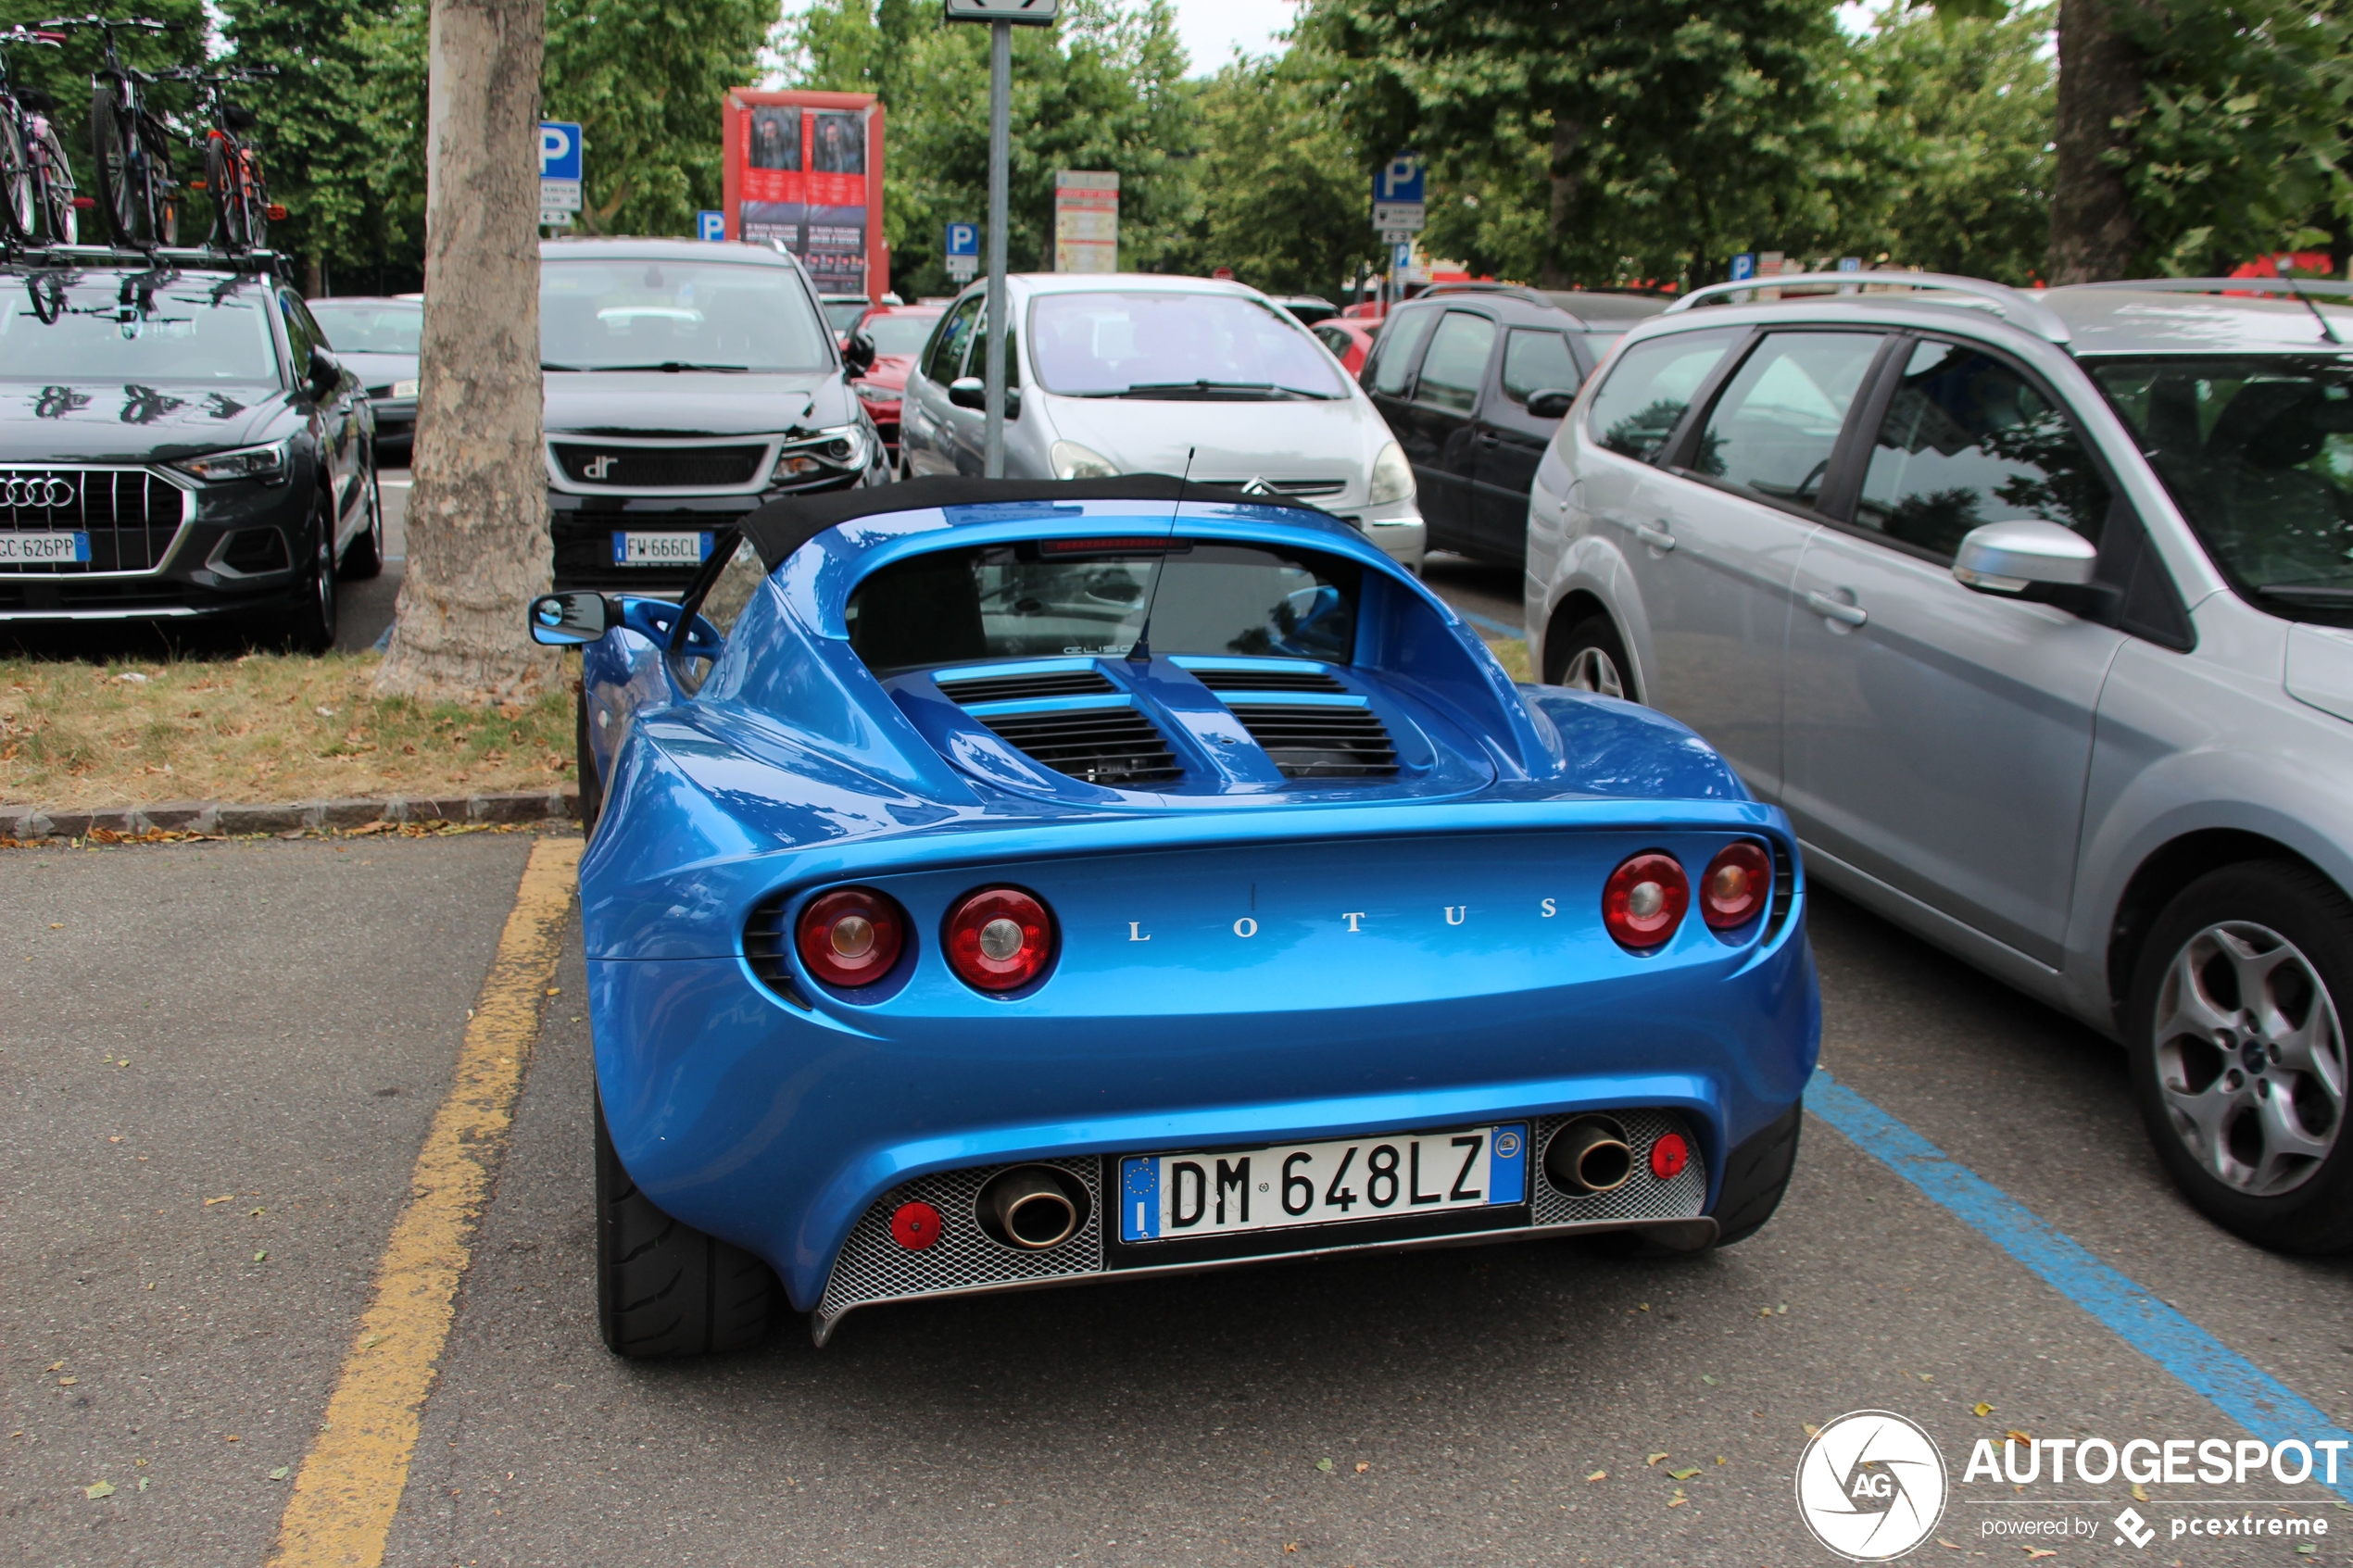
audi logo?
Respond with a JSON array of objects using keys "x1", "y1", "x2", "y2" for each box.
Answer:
[{"x1": 0, "y1": 476, "x2": 78, "y2": 509}]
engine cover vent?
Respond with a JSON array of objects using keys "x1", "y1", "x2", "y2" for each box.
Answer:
[
  {"x1": 980, "y1": 706, "x2": 1181, "y2": 788},
  {"x1": 741, "y1": 893, "x2": 803, "y2": 1002},
  {"x1": 1229, "y1": 703, "x2": 1399, "y2": 780},
  {"x1": 937, "y1": 668, "x2": 1115, "y2": 705},
  {"x1": 1189, "y1": 665, "x2": 1348, "y2": 694}
]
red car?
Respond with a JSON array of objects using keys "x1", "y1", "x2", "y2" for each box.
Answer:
[
  {"x1": 1313, "y1": 317, "x2": 1380, "y2": 378},
  {"x1": 850, "y1": 303, "x2": 945, "y2": 463}
]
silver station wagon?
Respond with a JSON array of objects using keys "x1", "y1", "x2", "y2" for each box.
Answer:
[{"x1": 1526, "y1": 273, "x2": 2353, "y2": 1253}]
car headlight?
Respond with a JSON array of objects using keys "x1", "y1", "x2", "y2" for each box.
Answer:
[
  {"x1": 1051, "y1": 440, "x2": 1118, "y2": 480},
  {"x1": 170, "y1": 437, "x2": 292, "y2": 483},
  {"x1": 1366, "y1": 441, "x2": 1415, "y2": 506},
  {"x1": 854, "y1": 381, "x2": 900, "y2": 406},
  {"x1": 391, "y1": 379, "x2": 419, "y2": 400},
  {"x1": 773, "y1": 423, "x2": 871, "y2": 482}
]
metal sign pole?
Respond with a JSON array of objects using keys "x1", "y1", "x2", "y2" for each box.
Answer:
[{"x1": 983, "y1": 19, "x2": 1012, "y2": 478}]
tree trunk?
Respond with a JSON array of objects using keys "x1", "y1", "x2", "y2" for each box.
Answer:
[
  {"x1": 1538, "y1": 117, "x2": 1585, "y2": 289},
  {"x1": 2047, "y1": 0, "x2": 2144, "y2": 284},
  {"x1": 375, "y1": 0, "x2": 558, "y2": 704}
]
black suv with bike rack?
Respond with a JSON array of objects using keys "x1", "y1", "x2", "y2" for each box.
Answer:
[{"x1": 0, "y1": 245, "x2": 378, "y2": 648}]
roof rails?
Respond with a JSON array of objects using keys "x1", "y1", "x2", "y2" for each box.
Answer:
[
  {"x1": 2064, "y1": 277, "x2": 2353, "y2": 299},
  {"x1": 1663, "y1": 270, "x2": 2073, "y2": 348},
  {"x1": 9, "y1": 243, "x2": 289, "y2": 277},
  {"x1": 1419, "y1": 281, "x2": 1551, "y2": 307}
]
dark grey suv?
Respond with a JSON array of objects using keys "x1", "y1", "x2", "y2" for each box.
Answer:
[{"x1": 1360, "y1": 283, "x2": 1665, "y2": 566}]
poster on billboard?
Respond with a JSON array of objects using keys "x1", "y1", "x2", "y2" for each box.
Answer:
[
  {"x1": 1054, "y1": 171, "x2": 1118, "y2": 274},
  {"x1": 721, "y1": 89, "x2": 887, "y2": 302}
]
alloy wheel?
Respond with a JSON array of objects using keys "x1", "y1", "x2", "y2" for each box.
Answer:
[
  {"x1": 1562, "y1": 645, "x2": 1626, "y2": 698},
  {"x1": 2151, "y1": 920, "x2": 2345, "y2": 1197}
]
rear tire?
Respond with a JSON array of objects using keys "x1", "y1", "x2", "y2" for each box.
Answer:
[
  {"x1": 208, "y1": 136, "x2": 245, "y2": 250},
  {"x1": 0, "y1": 114, "x2": 35, "y2": 241},
  {"x1": 595, "y1": 1090, "x2": 782, "y2": 1357},
  {"x1": 1545, "y1": 611, "x2": 1636, "y2": 700},
  {"x1": 35, "y1": 122, "x2": 75, "y2": 244},
  {"x1": 90, "y1": 87, "x2": 144, "y2": 246},
  {"x1": 339, "y1": 467, "x2": 384, "y2": 581},
  {"x1": 2126, "y1": 860, "x2": 2353, "y2": 1254}
]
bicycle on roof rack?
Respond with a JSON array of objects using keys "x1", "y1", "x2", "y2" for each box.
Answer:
[
  {"x1": 157, "y1": 62, "x2": 276, "y2": 252},
  {"x1": 0, "y1": 27, "x2": 78, "y2": 245},
  {"x1": 39, "y1": 14, "x2": 179, "y2": 249}
]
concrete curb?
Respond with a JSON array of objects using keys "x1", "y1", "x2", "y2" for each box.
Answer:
[{"x1": 0, "y1": 787, "x2": 581, "y2": 841}]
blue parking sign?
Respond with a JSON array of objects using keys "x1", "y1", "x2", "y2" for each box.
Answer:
[
  {"x1": 946, "y1": 222, "x2": 979, "y2": 257},
  {"x1": 1374, "y1": 153, "x2": 1423, "y2": 205},
  {"x1": 1730, "y1": 252, "x2": 1757, "y2": 283},
  {"x1": 697, "y1": 210, "x2": 724, "y2": 243},
  {"x1": 539, "y1": 121, "x2": 582, "y2": 182}
]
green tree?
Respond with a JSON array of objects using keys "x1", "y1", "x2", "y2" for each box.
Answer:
[{"x1": 1191, "y1": 55, "x2": 1386, "y2": 295}]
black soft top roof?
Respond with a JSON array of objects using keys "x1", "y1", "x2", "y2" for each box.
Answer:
[{"x1": 736, "y1": 475, "x2": 1333, "y2": 571}]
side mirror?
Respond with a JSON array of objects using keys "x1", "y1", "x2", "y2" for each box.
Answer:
[
  {"x1": 1952, "y1": 520, "x2": 2098, "y2": 594},
  {"x1": 528, "y1": 590, "x2": 612, "y2": 646},
  {"x1": 307, "y1": 345, "x2": 342, "y2": 399},
  {"x1": 947, "y1": 376, "x2": 1019, "y2": 419},
  {"x1": 844, "y1": 330, "x2": 877, "y2": 377},
  {"x1": 1524, "y1": 387, "x2": 1577, "y2": 420}
]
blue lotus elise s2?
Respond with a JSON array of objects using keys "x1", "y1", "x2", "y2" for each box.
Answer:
[{"x1": 528, "y1": 476, "x2": 1819, "y2": 1354}]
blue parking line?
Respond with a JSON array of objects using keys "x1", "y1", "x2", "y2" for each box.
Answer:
[
  {"x1": 1808, "y1": 1068, "x2": 2353, "y2": 1503},
  {"x1": 1453, "y1": 608, "x2": 1524, "y2": 640}
]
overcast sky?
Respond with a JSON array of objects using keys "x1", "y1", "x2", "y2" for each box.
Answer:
[{"x1": 1170, "y1": 0, "x2": 1296, "y2": 75}]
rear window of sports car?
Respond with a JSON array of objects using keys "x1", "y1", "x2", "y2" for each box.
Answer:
[{"x1": 846, "y1": 541, "x2": 1361, "y2": 673}]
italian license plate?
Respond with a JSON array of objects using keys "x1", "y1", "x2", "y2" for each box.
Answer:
[
  {"x1": 1118, "y1": 1123, "x2": 1527, "y2": 1243},
  {"x1": 0, "y1": 531, "x2": 90, "y2": 565},
  {"x1": 610, "y1": 531, "x2": 712, "y2": 567}
]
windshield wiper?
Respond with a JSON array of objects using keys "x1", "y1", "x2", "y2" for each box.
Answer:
[
  {"x1": 588, "y1": 361, "x2": 750, "y2": 373},
  {"x1": 2256, "y1": 582, "x2": 2353, "y2": 604},
  {"x1": 1092, "y1": 380, "x2": 1325, "y2": 401}
]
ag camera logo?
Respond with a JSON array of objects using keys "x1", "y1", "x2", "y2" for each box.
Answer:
[{"x1": 1795, "y1": 1411, "x2": 1949, "y2": 1561}]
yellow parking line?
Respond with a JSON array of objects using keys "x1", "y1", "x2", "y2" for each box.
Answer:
[{"x1": 267, "y1": 835, "x2": 583, "y2": 1568}]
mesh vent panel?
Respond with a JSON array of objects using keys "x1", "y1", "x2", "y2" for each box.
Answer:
[
  {"x1": 816, "y1": 1158, "x2": 1103, "y2": 1335},
  {"x1": 1530, "y1": 1110, "x2": 1708, "y2": 1226}
]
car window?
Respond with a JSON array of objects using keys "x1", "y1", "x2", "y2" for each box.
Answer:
[
  {"x1": 1858, "y1": 340, "x2": 2110, "y2": 559},
  {"x1": 924, "y1": 295, "x2": 981, "y2": 383},
  {"x1": 539, "y1": 260, "x2": 831, "y2": 372},
  {"x1": 1366, "y1": 307, "x2": 1438, "y2": 395},
  {"x1": 1314, "y1": 324, "x2": 1350, "y2": 358},
  {"x1": 1025, "y1": 291, "x2": 1347, "y2": 399},
  {"x1": 847, "y1": 541, "x2": 1362, "y2": 671},
  {"x1": 965, "y1": 312, "x2": 1021, "y2": 390},
  {"x1": 280, "y1": 291, "x2": 318, "y2": 370},
  {"x1": 860, "y1": 312, "x2": 939, "y2": 357},
  {"x1": 1414, "y1": 312, "x2": 1496, "y2": 412},
  {"x1": 1501, "y1": 328, "x2": 1579, "y2": 405},
  {"x1": 0, "y1": 275, "x2": 279, "y2": 382},
  {"x1": 1691, "y1": 332, "x2": 1882, "y2": 510},
  {"x1": 1582, "y1": 328, "x2": 1741, "y2": 460},
  {"x1": 306, "y1": 303, "x2": 422, "y2": 355}
]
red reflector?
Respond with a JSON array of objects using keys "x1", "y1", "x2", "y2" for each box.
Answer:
[
  {"x1": 1700, "y1": 841, "x2": 1773, "y2": 930},
  {"x1": 1038, "y1": 537, "x2": 1190, "y2": 556},
  {"x1": 794, "y1": 886, "x2": 906, "y2": 988},
  {"x1": 1650, "y1": 1133, "x2": 1690, "y2": 1181},
  {"x1": 70, "y1": 196, "x2": 93, "y2": 210},
  {"x1": 889, "y1": 1200, "x2": 942, "y2": 1250},
  {"x1": 1602, "y1": 852, "x2": 1688, "y2": 949},
  {"x1": 944, "y1": 886, "x2": 1056, "y2": 992},
  {"x1": 267, "y1": 204, "x2": 288, "y2": 220}
]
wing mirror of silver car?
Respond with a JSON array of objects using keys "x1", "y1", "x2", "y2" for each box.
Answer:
[
  {"x1": 948, "y1": 375, "x2": 1020, "y2": 419},
  {"x1": 1524, "y1": 387, "x2": 1577, "y2": 420},
  {"x1": 528, "y1": 591, "x2": 612, "y2": 646},
  {"x1": 1951, "y1": 520, "x2": 2099, "y2": 595}
]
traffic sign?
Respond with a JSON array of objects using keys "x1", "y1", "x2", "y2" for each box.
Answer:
[
  {"x1": 1374, "y1": 153, "x2": 1423, "y2": 205},
  {"x1": 946, "y1": 222, "x2": 978, "y2": 257},
  {"x1": 1837, "y1": 256, "x2": 1862, "y2": 272},
  {"x1": 538, "y1": 179, "x2": 582, "y2": 212},
  {"x1": 540, "y1": 207, "x2": 574, "y2": 228},
  {"x1": 1392, "y1": 241, "x2": 1414, "y2": 274},
  {"x1": 1730, "y1": 253, "x2": 1756, "y2": 282},
  {"x1": 942, "y1": 0, "x2": 1057, "y2": 21},
  {"x1": 697, "y1": 210, "x2": 724, "y2": 242},
  {"x1": 539, "y1": 121, "x2": 582, "y2": 182},
  {"x1": 1373, "y1": 204, "x2": 1424, "y2": 234}
]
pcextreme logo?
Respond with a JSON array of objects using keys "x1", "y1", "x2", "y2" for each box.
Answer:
[{"x1": 1795, "y1": 1411, "x2": 1950, "y2": 1562}]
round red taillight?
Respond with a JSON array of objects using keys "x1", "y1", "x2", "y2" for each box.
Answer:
[
  {"x1": 1602, "y1": 852, "x2": 1689, "y2": 949},
  {"x1": 1700, "y1": 841, "x2": 1773, "y2": 931},
  {"x1": 890, "y1": 1200, "x2": 942, "y2": 1250},
  {"x1": 795, "y1": 887, "x2": 906, "y2": 988},
  {"x1": 1650, "y1": 1133, "x2": 1690, "y2": 1181},
  {"x1": 944, "y1": 886, "x2": 1056, "y2": 993}
]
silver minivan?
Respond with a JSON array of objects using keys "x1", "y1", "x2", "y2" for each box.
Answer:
[{"x1": 1526, "y1": 274, "x2": 2353, "y2": 1253}]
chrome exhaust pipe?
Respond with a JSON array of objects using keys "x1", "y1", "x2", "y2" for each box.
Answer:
[
  {"x1": 979, "y1": 1165, "x2": 1082, "y2": 1249},
  {"x1": 1545, "y1": 1117, "x2": 1634, "y2": 1194}
]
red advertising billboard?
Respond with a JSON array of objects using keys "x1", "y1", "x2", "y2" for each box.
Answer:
[{"x1": 721, "y1": 89, "x2": 887, "y2": 300}]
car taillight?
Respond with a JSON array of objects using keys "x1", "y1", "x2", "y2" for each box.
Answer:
[
  {"x1": 1602, "y1": 852, "x2": 1688, "y2": 949},
  {"x1": 795, "y1": 886, "x2": 906, "y2": 987},
  {"x1": 944, "y1": 886, "x2": 1055, "y2": 993},
  {"x1": 1700, "y1": 841, "x2": 1773, "y2": 930}
]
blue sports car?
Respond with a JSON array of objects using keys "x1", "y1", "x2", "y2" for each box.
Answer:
[{"x1": 530, "y1": 476, "x2": 1819, "y2": 1355}]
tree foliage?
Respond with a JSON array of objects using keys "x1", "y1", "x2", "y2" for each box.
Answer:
[{"x1": 1188, "y1": 56, "x2": 1388, "y2": 296}]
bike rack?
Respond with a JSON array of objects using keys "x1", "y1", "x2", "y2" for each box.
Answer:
[{"x1": 5, "y1": 242, "x2": 289, "y2": 276}]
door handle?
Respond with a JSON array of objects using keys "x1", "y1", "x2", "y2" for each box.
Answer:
[
  {"x1": 1633, "y1": 521, "x2": 1676, "y2": 552},
  {"x1": 1806, "y1": 590, "x2": 1869, "y2": 627},
  {"x1": 1477, "y1": 430, "x2": 1502, "y2": 445}
]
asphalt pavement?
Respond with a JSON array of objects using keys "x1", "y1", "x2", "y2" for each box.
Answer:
[{"x1": 6, "y1": 834, "x2": 2349, "y2": 1567}]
